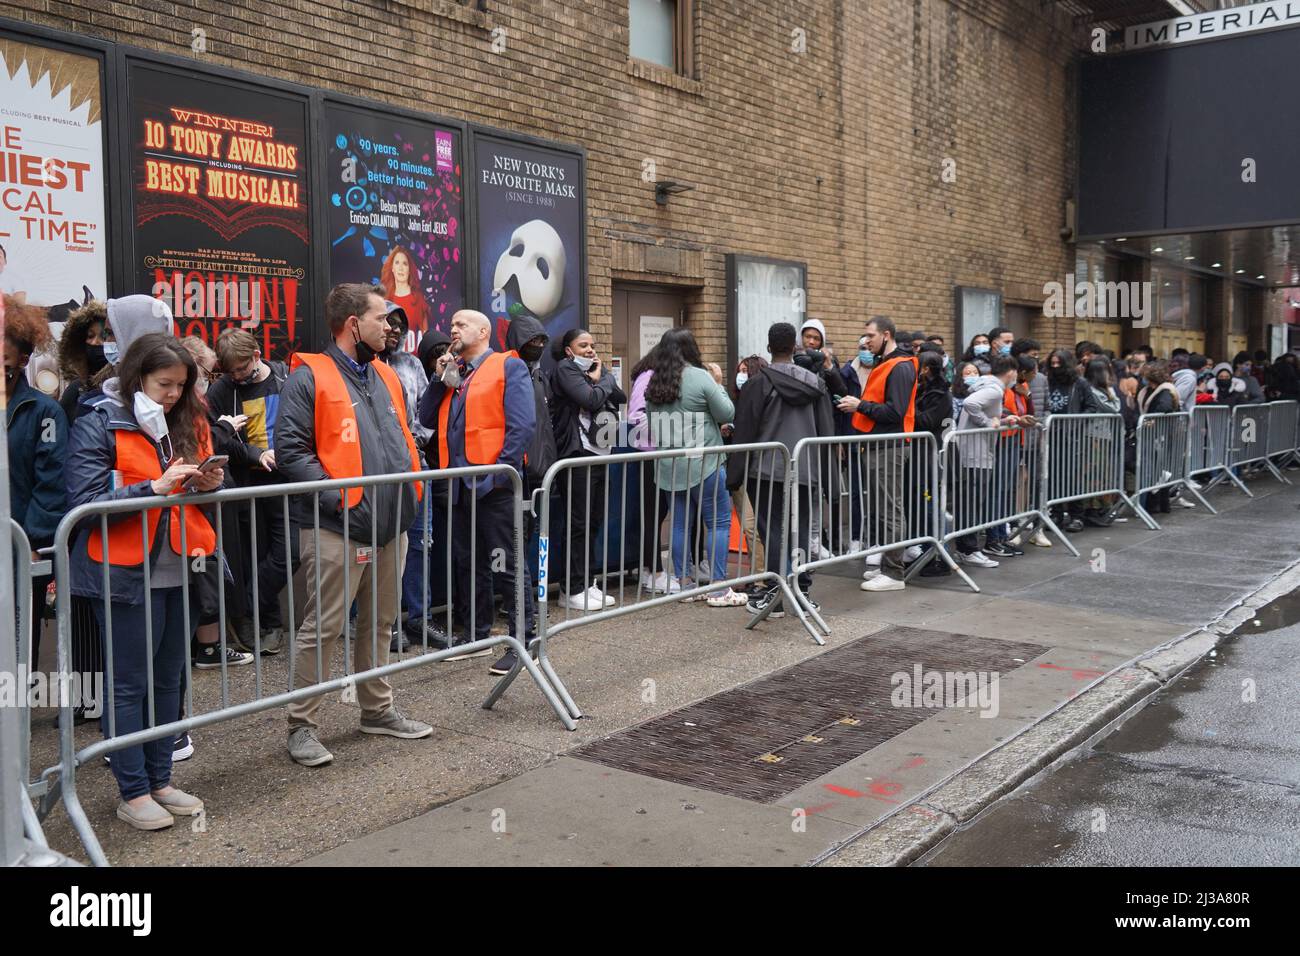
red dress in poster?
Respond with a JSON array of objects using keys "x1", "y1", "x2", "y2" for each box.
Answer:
[{"x1": 380, "y1": 245, "x2": 431, "y2": 334}]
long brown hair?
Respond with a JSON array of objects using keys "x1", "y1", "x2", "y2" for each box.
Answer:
[{"x1": 117, "y1": 333, "x2": 209, "y2": 462}]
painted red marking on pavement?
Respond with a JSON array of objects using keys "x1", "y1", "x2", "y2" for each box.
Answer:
[
  {"x1": 802, "y1": 802, "x2": 837, "y2": 815},
  {"x1": 897, "y1": 756, "x2": 926, "y2": 770},
  {"x1": 1037, "y1": 662, "x2": 1105, "y2": 680},
  {"x1": 824, "y1": 784, "x2": 865, "y2": 798}
]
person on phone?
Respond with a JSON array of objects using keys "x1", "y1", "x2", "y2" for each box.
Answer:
[
  {"x1": 206, "y1": 328, "x2": 295, "y2": 657},
  {"x1": 417, "y1": 309, "x2": 536, "y2": 661},
  {"x1": 65, "y1": 334, "x2": 222, "y2": 830},
  {"x1": 548, "y1": 328, "x2": 626, "y2": 612},
  {"x1": 275, "y1": 284, "x2": 431, "y2": 768}
]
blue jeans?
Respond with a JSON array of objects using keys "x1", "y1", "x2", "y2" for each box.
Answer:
[
  {"x1": 669, "y1": 466, "x2": 730, "y2": 594},
  {"x1": 93, "y1": 587, "x2": 191, "y2": 801}
]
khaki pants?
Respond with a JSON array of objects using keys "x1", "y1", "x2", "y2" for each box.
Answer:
[{"x1": 287, "y1": 527, "x2": 407, "y2": 730}]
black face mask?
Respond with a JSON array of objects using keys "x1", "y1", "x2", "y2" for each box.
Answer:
[
  {"x1": 85, "y1": 343, "x2": 108, "y2": 375},
  {"x1": 519, "y1": 342, "x2": 546, "y2": 364},
  {"x1": 353, "y1": 325, "x2": 378, "y2": 365}
]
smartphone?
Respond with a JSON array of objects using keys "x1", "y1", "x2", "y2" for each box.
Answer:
[{"x1": 184, "y1": 454, "x2": 229, "y2": 490}]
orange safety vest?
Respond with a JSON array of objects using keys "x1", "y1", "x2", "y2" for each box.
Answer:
[
  {"x1": 851, "y1": 354, "x2": 918, "y2": 434},
  {"x1": 436, "y1": 350, "x2": 513, "y2": 468},
  {"x1": 88, "y1": 429, "x2": 217, "y2": 567},
  {"x1": 291, "y1": 352, "x2": 423, "y2": 508},
  {"x1": 1001, "y1": 388, "x2": 1028, "y2": 445}
]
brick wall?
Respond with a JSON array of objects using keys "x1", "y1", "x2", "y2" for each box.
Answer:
[{"x1": 1, "y1": 0, "x2": 1081, "y2": 359}]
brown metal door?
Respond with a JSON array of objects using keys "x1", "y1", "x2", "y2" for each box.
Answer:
[{"x1": 612, "y1": 284, "x2": 685, "y2": 392}]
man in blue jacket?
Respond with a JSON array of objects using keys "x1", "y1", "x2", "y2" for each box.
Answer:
[{"x1": 418, "y1": 309, "x2": 535, "y2": 668}]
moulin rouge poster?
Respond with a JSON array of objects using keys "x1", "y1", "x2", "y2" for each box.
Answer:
[{"x1": 129, "y1": 63, "x2": 310, "y2": 359}]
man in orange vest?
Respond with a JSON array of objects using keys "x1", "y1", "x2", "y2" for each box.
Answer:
[
  {"x1": 836, "y1": 315, "x2": 919, "y2": 592},
  {"x1": 418, "y1": 309, "x2": 536, "y2": 673},
  {"x1": 275, "y1": 283, "x2": 432, "y2": 767}
]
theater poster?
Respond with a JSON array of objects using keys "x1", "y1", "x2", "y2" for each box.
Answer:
[
  {"x1": 128, "y1": 62, "x2": 310, "y2": 359},
  {"x1": 472, "y1": 133, "x2": 584, "y2": 353},
  {"x1": 0, "y1": 38, "x2": 107, "y2": 317},
  {"x1": 325, "y1": 103, "x2": 463, "y2": 351}
]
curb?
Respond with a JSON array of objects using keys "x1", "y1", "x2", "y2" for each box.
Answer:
[{"x1": 816, "y1": 558, "x2": 1300, "y2": 867}]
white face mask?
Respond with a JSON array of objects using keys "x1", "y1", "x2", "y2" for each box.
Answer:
[
  {"x1": 735, "y1": 372, "x2": 748, "y2": 390},
  {"x1": 572, "y1": 354, "x2": 595, "y2": 372},
  {"x1": 133, "y1": 390, "x2": 172, "y2": 459}
]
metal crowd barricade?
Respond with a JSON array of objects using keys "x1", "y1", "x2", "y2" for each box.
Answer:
[
  {"x1": 493, "y1": 443, "x2": 820, "y2": 709},
  {"x1": 784, "y1": 432, "x2": 973, "y2": 632},
  {"x1": 1187, "y1": 404, "x2": 1247, "y2": 495},
  {"x1": 1125, "y1": 412, "x2": 1216, "y2": 529},
  {"x1": 46, "y1": 464, "x2": 574, "y2": 867},
  {"x1": 937, "y1": 422, "x2": 1070, "y2": 577},
  {"x1": 1227, "y1": 402, "x2": 1291, "y2": 487},
  {"x1": 1037, "y1": 412, "x2": 1153, "y2": 554},
  {"x1": 1265, "y1": 400, "x2": 1300, "y2": 469}
]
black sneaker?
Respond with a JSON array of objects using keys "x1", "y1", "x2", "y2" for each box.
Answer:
[
  {"x1": 193, "y1": 643, "x2": 254, "y2": 670},
  {"x1": 173, "y1": 733, "x2": 194, "y2": 762},
  {"x1": 389, "y1": 624, "x2": 410, "y2": 654},
  {"x1": 746, "y1": 587, "x2": 784, "y2": 619},
  {"x1": 984, "y1": 542, "x2": 1018, "y2": 558},
  {"x1": 488, "y1": 643, "x2": 538, "y2": 676},
  {"x1": 919, "y1": 558, "x2": 952, "y2": 577},
  {"x1": 1082, "y1": 509, "x2": 1114, "y2": 528},
  {"x1": 404, "y1": 620, "x2": 451, "y2": 650}
]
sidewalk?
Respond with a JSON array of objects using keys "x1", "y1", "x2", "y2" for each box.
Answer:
[{"x1": 32, "y1": 473, "x2": 1300, "y2": 866}]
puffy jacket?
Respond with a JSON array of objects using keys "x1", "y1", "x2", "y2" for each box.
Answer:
[
  {"x1": 65, "y1": 394, "x2": 216, "y2": 604},
  {"x1": 7, "y1": 376, "x2": 68, "y2": 550},
  {"x1": 275, "y1": 342, "x2": 419, "y2": 547}
]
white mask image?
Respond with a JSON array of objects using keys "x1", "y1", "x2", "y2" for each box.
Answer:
[{"x1": 492, "y1": 219, "x2": 566, "y2": 319}]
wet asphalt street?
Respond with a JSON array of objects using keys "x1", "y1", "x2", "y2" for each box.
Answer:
[{"x1": 919, "y1": 587, "x2": 1300, "y2": 866}]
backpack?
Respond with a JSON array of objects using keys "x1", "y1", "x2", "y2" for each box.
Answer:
[{"x1": 524, "y1": 366, "x2": 557, "y2": 487}]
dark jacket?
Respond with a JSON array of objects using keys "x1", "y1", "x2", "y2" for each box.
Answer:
[
  {"x1": 7, "y1": 376, "x2": 69, "y2": 550},
  {"x1": 505, "y1": 314, "x2": 557, "y2": 486},
  {"x1": 914, "y1": 380, "x2": 952, "y2": 441},
  {"x1": 206, "y1": 360, "x2": 289, "y2": 486},
  {"x1": 726, "y1": 361, "x2": 836, "y2": 489},
  {"x1": 848, "y1": 343, "x2": 917, "y2": 435},
  {"x1": 549, "y1": 356, "x2": 626, "y2": 459},
  {"x1": 417, "y1": 345, "x2": 536, "y2": 502},
  {"x1": 65, "y1": 393, "x2": 218, "y2": 604},
  {"x1": 275, "y1": 342, "x2": 418, "y2": 546}
]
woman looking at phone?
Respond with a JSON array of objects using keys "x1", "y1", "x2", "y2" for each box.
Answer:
[{"x1": 66, "y1": 333, "x2": 225, "y2": 831}]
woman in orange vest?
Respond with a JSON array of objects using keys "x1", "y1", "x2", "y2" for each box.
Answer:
[{"x1": 66, "y1": 333, "x2": 224, "y2": 831}]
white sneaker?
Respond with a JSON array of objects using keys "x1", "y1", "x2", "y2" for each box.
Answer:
[
  {"x1": 903, "y1": 545, "x2": 924, "y2": 562},
  {"x1": 810, "y1": 534, "x2": 832, "y2": 560},
  {"x1": 959, "y1": 551, "x2": 999, "y2": 568},
  {"x1": 1177, "y1": 498, "x2": 1195, "y2": 509},
  {"x1": 850, "y1": 539, "x2": 862, "y2": 553},
  {"x1": 586, "y1": 585, "x2": 616, "y2": 608},
  {"x1": 560, "y1": 589, "x2": 606, "y2": 611},
  {"x1": 1030, "y1": 529, "x2": 1051, "y2": 548},
  {"x1": 1007, "y1": 534, "x2": 1022, "y2": 547},
  {"x1": 705, "y1": 588, "x2": 748, "y2": 608},
  {"x1": 1186, "y1": 479, "x2": 1203, "y2": 490},
  {"x1": 639, "y1": 570, "x2": 672, "y2": 593},
  {"x1": 860, "y1": 574, "x2": 905, "y2": 592}
]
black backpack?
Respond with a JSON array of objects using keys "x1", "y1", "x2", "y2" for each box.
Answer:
[{"x1": 525, "y1": 366, "x2": 557, "y2": 487}]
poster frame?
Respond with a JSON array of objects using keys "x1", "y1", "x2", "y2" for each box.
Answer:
[
  {"x1": 315, "y1": 90, "x2": 469, "y2": 350},
  {"x1": 467, "y1": 123, "x2": 588, "y2": 344},
  {"x1": 725, "y1": 253, "x2": 808, "y2": 378},
  {"x1": 0, "y1": 19, "x2": 117, "y2": 301}
]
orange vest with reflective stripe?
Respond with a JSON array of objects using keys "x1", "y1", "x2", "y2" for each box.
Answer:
[
  {"x1": 851, "y1": 354, "x2": 918, "y2": 434},
  {"x1": 88, "y1": 429, "x2": 216, "y2": 567},
  {"x1": 290, "y1": 352, "x2": 423, "y2": 508},
  {"x1": 436, "y1": 350, "x2": 512, "y2": 468}
]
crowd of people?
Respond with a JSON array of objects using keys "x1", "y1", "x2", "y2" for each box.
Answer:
[{"x1": 6, "y1": 285, "x2": 1300, "y2": 832}]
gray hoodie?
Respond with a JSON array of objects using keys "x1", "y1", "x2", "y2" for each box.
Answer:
[
  {"x1": 726, "y1": 360, "x2": 836, "y2": 487},
  {"x1": 956, "y1": 374, "x2": 1006, "y2": 469},
  {"x1": 1172, "y1": 367, "x2": 1198, "y2": 410}
]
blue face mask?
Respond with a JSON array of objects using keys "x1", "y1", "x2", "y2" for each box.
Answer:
[
  {"x1": 963, "y1": 376, "x2": 979, "y2": 388},
  {"x1": 103, "y1": 341, "x2": 120, "y2": 366},
  {"x1": 999, "y1": 344, "x2": 1012, "y2": 356},
  {"x1": 858, "y1": 350, "x2": 874, "y2": 365},
  {"x1": 973, "y1": 344, "x2": 990, "y2": 356}
]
